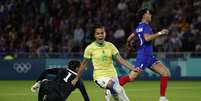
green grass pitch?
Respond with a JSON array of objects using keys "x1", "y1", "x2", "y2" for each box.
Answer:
[{"x1": 0, "y1": 80, "x2": 200, "y2": 101}]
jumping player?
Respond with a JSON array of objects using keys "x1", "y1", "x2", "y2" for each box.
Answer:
[
  {"x1": 31, "y1": 60, "x2": 90, "y2": 101},
  {"x1": 118, "y1": 8, "x2": 170, "y2": 101}
]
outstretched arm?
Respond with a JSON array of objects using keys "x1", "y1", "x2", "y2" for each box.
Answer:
[
  {"x1": 31, "y1": 68, "x2": 59, "y2": 92},
  {"x1": 144, "y1": 29, "x2": 169, "y2": 41},
  {"x1": 115, "y1": 54, "x2": 134, "y2": 71},
  {"x1": 71, "y1": 59, "x2": 89, "y2": 85}
]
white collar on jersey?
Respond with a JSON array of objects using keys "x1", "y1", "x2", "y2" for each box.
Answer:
[{"x1": 67, "y1": 68, "x2": 78, "y2": 75}]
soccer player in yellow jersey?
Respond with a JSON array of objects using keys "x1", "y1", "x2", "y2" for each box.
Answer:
[{"x1": 72, "y1": 25, "x2": 135, "y2": 101}]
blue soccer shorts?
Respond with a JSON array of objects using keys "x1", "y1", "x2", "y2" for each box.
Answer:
[{"x1": 134, "y1": 55, "x2": 160, "y2": 72}]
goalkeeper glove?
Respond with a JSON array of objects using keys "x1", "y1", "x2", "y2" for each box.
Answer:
[{"x1": 31, "y1": 81, "x2": 41, "y2": 93}]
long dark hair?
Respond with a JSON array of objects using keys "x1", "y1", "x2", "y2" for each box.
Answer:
[
  {"x1": 68, "y1": 60, "x2": 80, "y2": 71},
  {"x1": 136, "y1": 8, "x2": 151, "y2": 22}
]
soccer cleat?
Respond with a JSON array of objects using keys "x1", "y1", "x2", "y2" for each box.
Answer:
[{"x1": 159, "y1": 97, "x2": 169, "y2": 101}]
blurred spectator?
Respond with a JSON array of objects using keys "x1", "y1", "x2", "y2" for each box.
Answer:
[
  {"x1": 0, "y1": 0, "x2": 200, "y2": 58},
  {"x1": 73, "y1": 24, "x2": 84, "y2": 45},
  {"x1": 117, "y1": 0, "x2": 127, "y2": 11},
  {"x1": 113, "y1": 24, "x2": 126, "y2": 49}
]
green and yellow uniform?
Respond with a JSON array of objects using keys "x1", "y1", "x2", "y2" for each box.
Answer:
[{"x1": 84, "y1": 41, "x2": 119, "y2": 80}]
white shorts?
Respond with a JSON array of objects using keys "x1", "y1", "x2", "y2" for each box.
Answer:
[{"x1": 95, "y1": 76, "x2": 119, "y2": 89}]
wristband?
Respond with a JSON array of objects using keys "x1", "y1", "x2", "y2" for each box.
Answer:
[{"x1": 158, "y1": 32, "x2": 162, "y2": 35}]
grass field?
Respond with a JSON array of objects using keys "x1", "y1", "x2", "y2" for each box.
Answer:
[{"x1": 0, "y1": 80, "x2": 201, "y2": 101}]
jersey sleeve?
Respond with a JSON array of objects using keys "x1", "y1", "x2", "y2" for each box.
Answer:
[
  {"x1": 84, "y1": 45, "x2": 92, "y2": 60},
  {"x1": 111, "y1": 43, "x2": 119, "y2": 57}
]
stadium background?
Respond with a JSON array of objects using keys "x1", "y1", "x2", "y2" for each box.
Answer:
[{"x1": 0, "y1": 0, "x2": 201, "y2": 101}]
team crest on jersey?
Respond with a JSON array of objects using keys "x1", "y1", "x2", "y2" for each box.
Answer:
[{"x1": 136, "y1": 28, "x2": 143, "y2": 32}]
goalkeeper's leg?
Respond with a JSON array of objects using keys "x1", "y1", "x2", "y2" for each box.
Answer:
[
  {"x1": 38, "y1": 88, "x2": 45, "y2": 101},
  {"x1": 38, "y1": 80, "x2": 49, "y2": 101}
]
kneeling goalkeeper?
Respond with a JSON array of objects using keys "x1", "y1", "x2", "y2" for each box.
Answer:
[{"x1": 31, "y1": 60, "x2": 90, "y2": 101}]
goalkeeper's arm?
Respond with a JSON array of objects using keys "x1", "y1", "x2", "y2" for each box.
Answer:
[
  {"x1": 31, "y1": 68, "x2": 59, "y2": 92},
  {"x1": 31, "y1": 81, "x2": 41, "y2": 92}
]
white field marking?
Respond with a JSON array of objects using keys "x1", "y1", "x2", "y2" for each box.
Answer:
[{"x1": 0, "y1": 86, "x2": 200, "y2": 96}]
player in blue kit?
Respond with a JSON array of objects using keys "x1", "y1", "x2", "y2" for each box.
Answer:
[{"x1": 119, "y1": 8, "x2": 170, "y2": 101}]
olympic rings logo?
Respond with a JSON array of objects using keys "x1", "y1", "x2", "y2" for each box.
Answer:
[{"x1": 13, "y1": 62, "x2": 32, "y2": 73}]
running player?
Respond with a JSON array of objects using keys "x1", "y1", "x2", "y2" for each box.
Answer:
[
  {"x1": 118, "y1": 8, "x2": 170, "y2": 101},
  {"x1": 71, "y1": 25, "x2": 135, "y2": 101}
]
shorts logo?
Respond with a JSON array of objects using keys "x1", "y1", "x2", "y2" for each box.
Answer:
[
  {"x1": 136, "y1": 28, "x2": 143, "y2": 32},
  {"x1": 13, "y1": 62, "x2": 32, "y2": 73}
]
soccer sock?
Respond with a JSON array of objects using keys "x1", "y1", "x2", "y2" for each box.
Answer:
[
  {"x1": 160, "y1": 76, "x2": 169, "y2": 96},
  {"x1": 119, "y1": 75, "x2": 131, "y2": 86},
  {"x1": 107, "y1": 81, "x2": 120, "y2": 101},
  {"x1": 105, "y1": 89, "x2": 111, "y2": 101},
  {"x1": 118, "y1": 86, "x2": 130, "y2": 101}
]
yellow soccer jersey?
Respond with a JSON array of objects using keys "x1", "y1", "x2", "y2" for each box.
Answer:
[{"x1": 84, "y1": 41, "x2": 119, "y2": 80}]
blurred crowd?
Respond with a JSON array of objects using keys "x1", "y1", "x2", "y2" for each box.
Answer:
[
  {"x1": 154, "y1": 0, "x2": 201, "y2": 52},
  {"x1": 0, "y1": 0, "x2": 201, "y2": 57}
]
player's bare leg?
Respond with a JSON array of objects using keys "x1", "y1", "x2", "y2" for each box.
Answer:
[
  {"x1": 119, "y1": 70, "x2": 141, "y2": 86},
  {"x1": 129, "y1": 71, "x2": 141, "y2": 81}
]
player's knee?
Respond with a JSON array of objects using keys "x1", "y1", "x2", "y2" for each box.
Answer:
[
  {"x1": 161, "y1": 68, "x2": 170, "y2": 77},
  {"x1": 107, "y1": 80, "x2": 122, "y2": 94},
  {"x1": 163, "y1": 72, "x2": 169, "y2": 77},
  {"x1": 129, "y1": 75, "x2": 136, "y2": 81},
  {"x1": 164, "y1": 73, "x2": 169, "y2": 77},
  {"x1": 129, "y1": 71, "x2": 139, "y2": 81}
]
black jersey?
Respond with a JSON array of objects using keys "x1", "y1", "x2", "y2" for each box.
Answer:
[
  {"x1": 36, "y1": 68, "x2": 90, "y2": 101},
  {"x1": 37, "y1": 68, "x2": 77, "y2": 83}
]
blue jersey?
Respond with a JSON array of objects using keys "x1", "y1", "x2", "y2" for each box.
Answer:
[
  {"x1": 133, "y1": 22, "x2": 153, "y2": 56},
  {"x1": 132, "y1": 22, "x2": 159, "y2": 71}
]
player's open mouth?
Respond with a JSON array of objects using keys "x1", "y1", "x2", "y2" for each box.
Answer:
[{"x1": 98, "y1": 38, "x2": 104, "y2": 41}]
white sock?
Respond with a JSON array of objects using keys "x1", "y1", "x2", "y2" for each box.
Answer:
[
  {"x1": 112, "y1": 94, "x2": 120, "y2": 101},
  {"x1": 118, "y1": 87, "x2": 129, "y2": 101},
  {"x1": 105, "y1": 89, "x2": 111, "y2": 101},
  {"x1": 160, "y1": 96, "x2": 166, "y2": 99},
  {"x1": 159, "y1": 96, "x2": 168, "y2": 101}
]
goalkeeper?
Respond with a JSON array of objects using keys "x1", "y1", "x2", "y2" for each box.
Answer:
[{"x1": 31, "y1": 60, "x2": 90, "y2": 101}]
